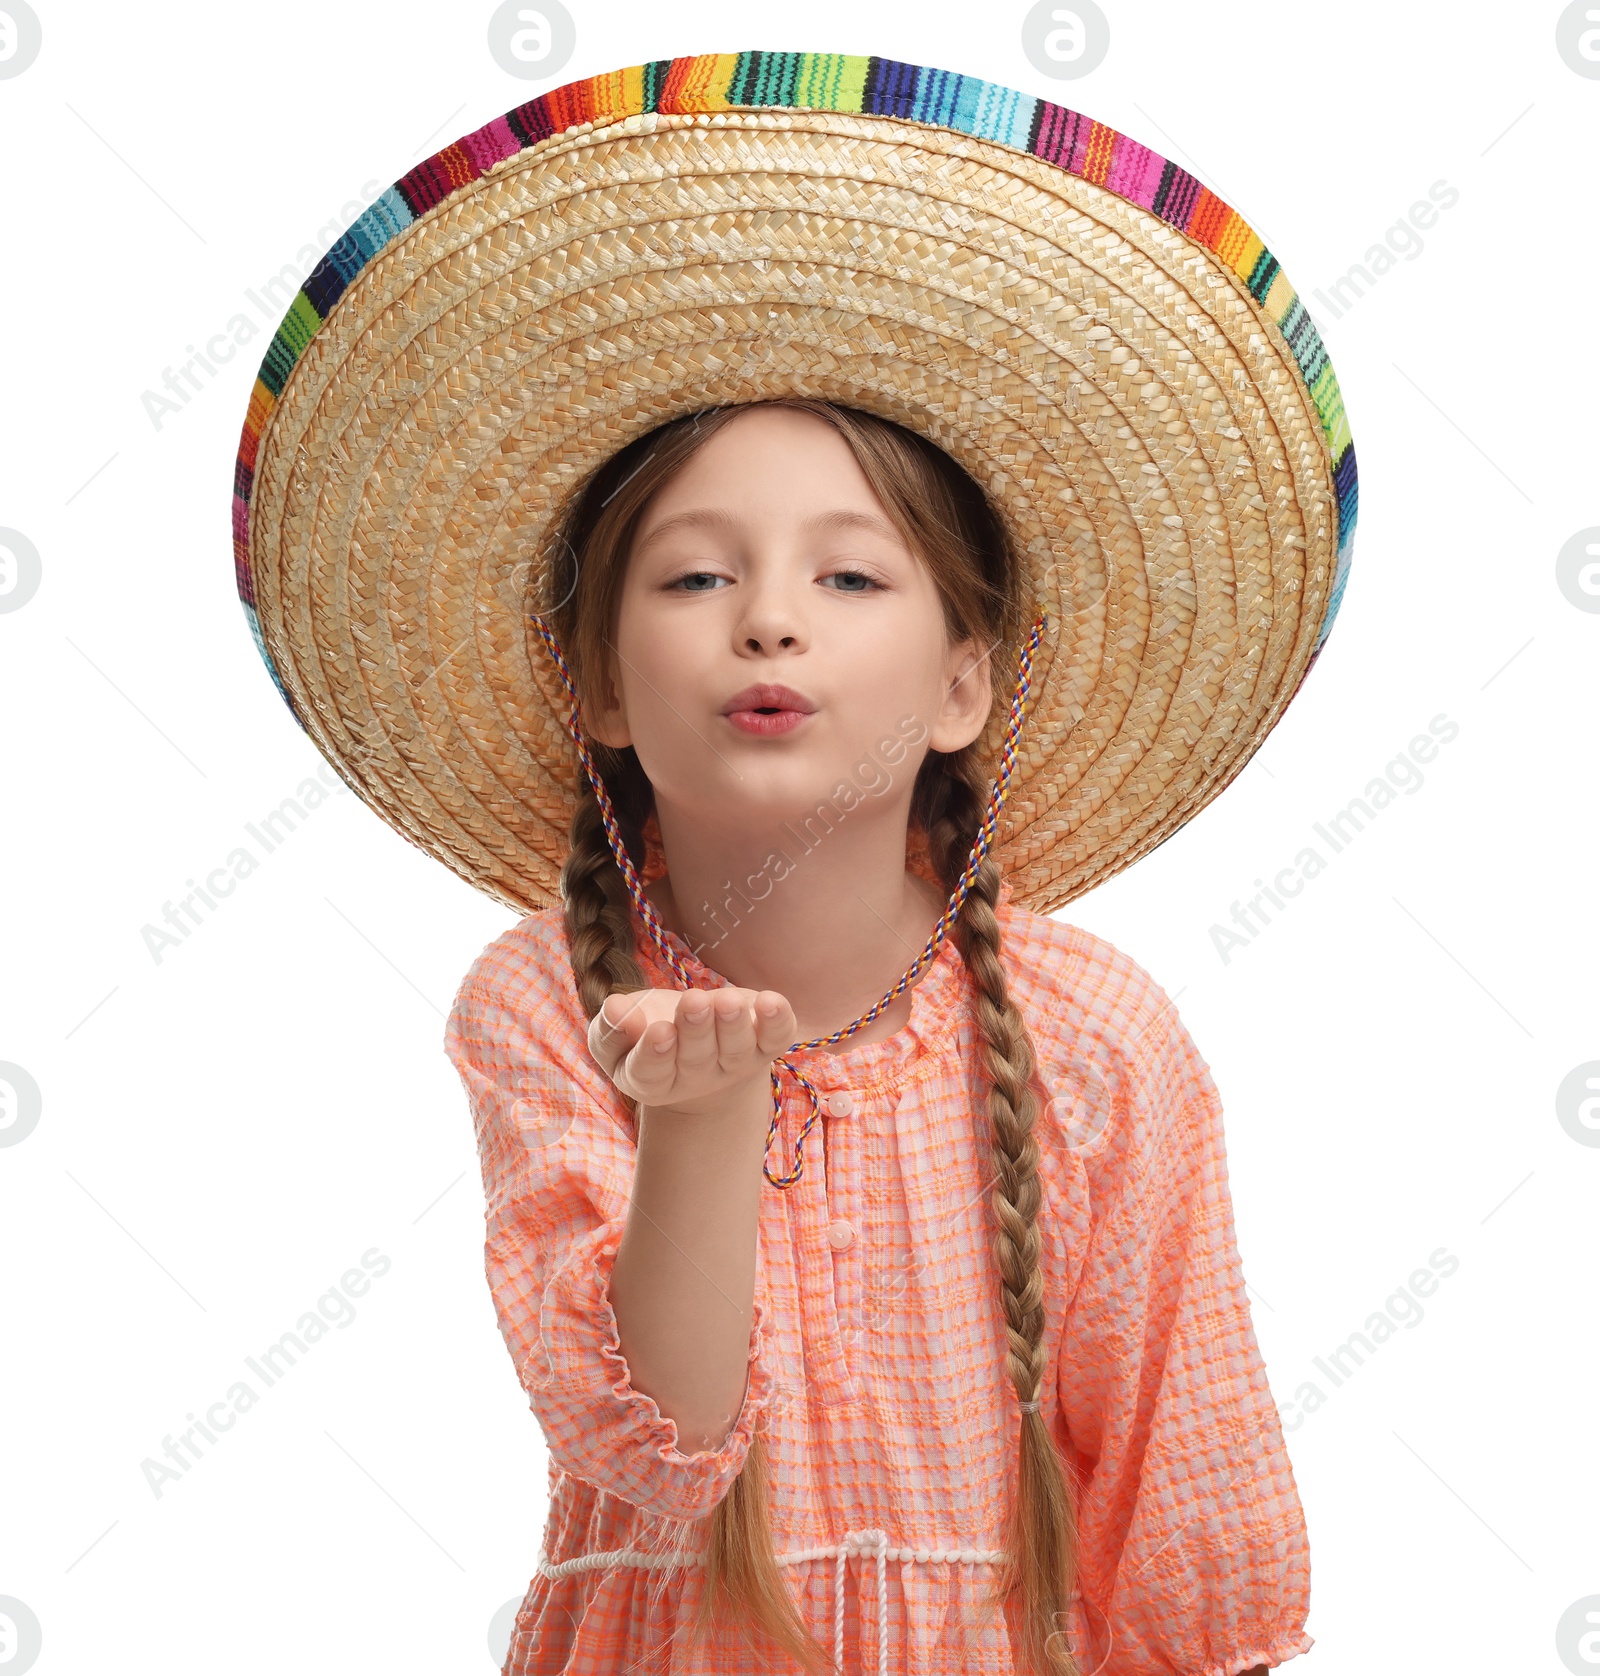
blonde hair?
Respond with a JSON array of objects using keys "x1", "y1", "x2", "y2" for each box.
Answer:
[{"x1": 541, "y1": 398, "x2": 1083, "y2": 1674}]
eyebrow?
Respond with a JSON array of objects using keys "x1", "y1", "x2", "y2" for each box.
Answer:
[{"x1": 633, "y1": 506, "x2": 903, "y2": 553}]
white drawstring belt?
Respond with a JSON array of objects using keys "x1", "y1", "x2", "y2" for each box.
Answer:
[
  {"x1": 539, "y1": 1531, "x2": 1009, "y2": 1676},
  {"x1": 838, "y1": 1529, "x2": 887, "y2": 1674}
]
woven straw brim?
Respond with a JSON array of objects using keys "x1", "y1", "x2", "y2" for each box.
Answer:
[{"x1": 245, "y1": 103, "x2": 1347, "y2": 916}]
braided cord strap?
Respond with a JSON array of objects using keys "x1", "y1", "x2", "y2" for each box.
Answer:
[{"x1": 529, "y1": 611, "x2": 1047, "y2": 1188}]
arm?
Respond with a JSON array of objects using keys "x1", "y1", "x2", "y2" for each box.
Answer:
[
  {"x1": 1053, "y1": 1000, "x2": 1312, "y2": 1676},
  {"x1": 591, "y1": 981, "x2": 798, "y2": 1456},
  {"x1": 444, "y1": 931, "x2": 781, "y2": 1523},
  {"x1": 609, "y1": 1061, "x2": 773, "y2": 1454}
]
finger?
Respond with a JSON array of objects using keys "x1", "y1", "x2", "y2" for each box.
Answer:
[
  {"x1": 602, "y1": 991, "x2": 650, "y2": 1036},
  {"x1": 618, "y1": 1015, "x2": 681, "y2": 1097},
  {"x1": 589, "y1": 991, "x2": 651, "y2": 1074},
  {"x1": 712, "y1": 986, "x2": 757, "y2": 1070},
  {"x1": 752, "y1": 991, "x2": 798, "y2": 1059},
  {"x1": 671, "y1": 988, "x2": 721, "y2": 1072},
  {"x1": 587, "y1": 996, "x2": 630, "y2": 1067}
]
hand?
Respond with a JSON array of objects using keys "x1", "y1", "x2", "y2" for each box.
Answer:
[{"x1": 587, "y1": 986, "x2": 797, "y2": 1118}]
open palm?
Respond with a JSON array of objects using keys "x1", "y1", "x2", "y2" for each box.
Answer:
[{"x1": 587, "y1": 984, "x2": 798, "y2": 1116}]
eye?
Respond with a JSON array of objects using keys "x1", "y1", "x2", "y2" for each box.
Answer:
[
  {"x1": 822, "y1": 567, "x2": 882, "y2": 593},
  {"x1": 664, "y1": 570, "x2": 729, "y2": 593}
]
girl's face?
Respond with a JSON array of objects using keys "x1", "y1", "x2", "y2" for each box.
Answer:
[{"x1": 584, "y1": 406, "x2": 992, "y2": 828}]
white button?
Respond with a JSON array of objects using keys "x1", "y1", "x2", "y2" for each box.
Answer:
[
  {"x1": 827, "y1": 1219, "x2": 855, "y2": 1250},
  {"x1": 825, "y1": 1091, "x2": 854, "y2": 1118}
]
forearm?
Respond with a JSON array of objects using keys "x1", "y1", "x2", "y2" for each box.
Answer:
[{"x1": 609, "y1": 1079, "x2": 770, "y2": 1454}]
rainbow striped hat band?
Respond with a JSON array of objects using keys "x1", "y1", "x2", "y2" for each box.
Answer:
[{"x1": 233, "y1": 50, "x2": 1358, "y2": 917}]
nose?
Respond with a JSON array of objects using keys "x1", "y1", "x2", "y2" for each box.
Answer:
[{"x1": 734, "y1": 568, "x2": 810, "y2": 655}]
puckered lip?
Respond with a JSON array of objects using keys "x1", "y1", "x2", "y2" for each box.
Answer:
[{"x1": 721, "y1": 683, "x2": 817, "y2": 715}]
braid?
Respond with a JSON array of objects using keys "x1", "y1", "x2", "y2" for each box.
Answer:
[
  {"x1": 925, "y1": 761, "x2": 1083, "y2": 1676},
  {"x1": 560, "y1": 767, "x2": 649, "y2": 1018}
]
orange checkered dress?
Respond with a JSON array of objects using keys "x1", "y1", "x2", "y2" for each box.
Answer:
[{"x1": 444, "y1": 876, "x2": 1313, "y2": 1675}]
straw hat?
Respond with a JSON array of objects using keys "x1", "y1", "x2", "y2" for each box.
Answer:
[{"x1": 232, "y1": 50, "x2": 1358, "y2": 918}]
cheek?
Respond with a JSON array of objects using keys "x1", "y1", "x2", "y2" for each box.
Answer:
[
  {"x1": 612, "y1": 592, "x2": 679, "y2": 691},
  {"x1": 613, "y1": 605, "x2": 712, "y2": 740},
  {"x1": 852, "y1": 652, "x2": 942, "y2": 742}
]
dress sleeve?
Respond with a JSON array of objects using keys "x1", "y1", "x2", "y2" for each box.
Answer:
[
  {"x1": 1054, "y1": 993, "x2": 1313, "y2": 1676},
  {"x1": 443, "y1": 926, "x2": 777, "y2": 1524}
]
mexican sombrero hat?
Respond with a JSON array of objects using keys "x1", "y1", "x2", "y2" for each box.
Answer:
[{"x1": 232, "y1": 50, "x2": 1358, "y2": 918}]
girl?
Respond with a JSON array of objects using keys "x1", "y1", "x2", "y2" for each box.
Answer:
[
  {"x1": 231, "y1": 48, "x2": 1356, "y2": 1676},
  {"x1": 444, "y1": 398, "x2": 1310, "y2": 1675}
]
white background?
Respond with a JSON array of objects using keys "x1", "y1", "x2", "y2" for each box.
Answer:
[{"x1": 2, "y1": 1, "x2": 1596, "y2": 1672}]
